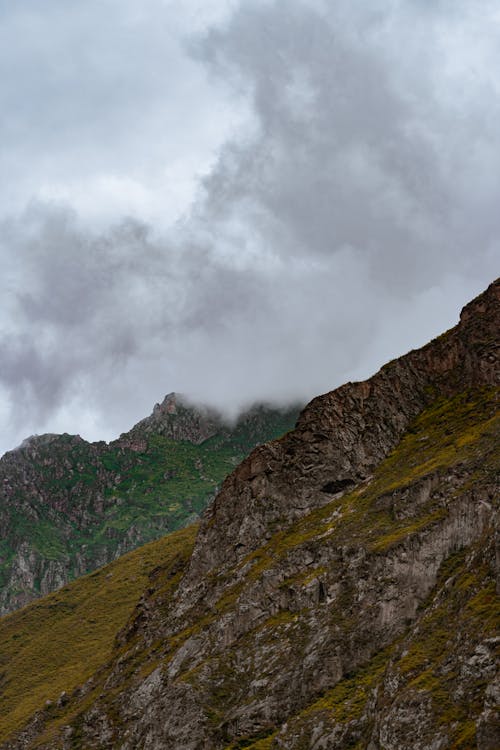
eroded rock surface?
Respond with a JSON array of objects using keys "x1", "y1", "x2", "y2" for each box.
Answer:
[{"x1": 0, "y1": 280, "x2": 498, "y2": 750}]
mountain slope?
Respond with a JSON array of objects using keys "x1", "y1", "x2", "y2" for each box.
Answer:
[
  {"x1": 0, "y1": 280, "x2": 497, "y2": 750},
  {"x1": 0, "y1": 525, "x2": 197, "y2": 743},
  {"x1": 0, "y1": 396, "x2": 300, "y2": 614}
]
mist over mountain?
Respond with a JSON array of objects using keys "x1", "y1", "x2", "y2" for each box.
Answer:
[
  {"x1": 0, "y1": 3, "x2": 498, "y2": 747},
  {"x1": 0, "y1": 393, "x2": 300, "y2": 615},
  {"x1": 0, "y1": 279, "x2": 497, "y2": 750},
  {"x1": 1, "y1": 0, "x2": 499, "y2": 455}
]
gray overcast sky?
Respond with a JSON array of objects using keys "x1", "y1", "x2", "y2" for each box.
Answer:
[{"x1": 0, "y1": 0, "x2": 498, "y2": 455}]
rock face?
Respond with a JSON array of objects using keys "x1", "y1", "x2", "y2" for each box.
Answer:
[
  {"x1": 0, "y1": 397, "x2": 300, "y2": 614},
  {"x1": 0, "y1": 280, "x2": 498, "y2": 750},
  {"x1": 126, "y1": 392, "x2": 223, "y2": 445},
  {"x1": 186, "y1": 280, "x2": 498, "y2": 586}
]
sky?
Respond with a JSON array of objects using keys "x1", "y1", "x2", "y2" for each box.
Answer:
[{"x1": 0, "y1": 0, "x2": 498, "y2": 455}]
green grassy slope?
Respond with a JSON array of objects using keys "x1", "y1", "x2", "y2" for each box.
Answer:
[
  {"x1": 0, "y1": 525, "x2": 197, "y2": 740},
  {"x1": 0, "y1": 402, "x2": 300, "y2": 612}
]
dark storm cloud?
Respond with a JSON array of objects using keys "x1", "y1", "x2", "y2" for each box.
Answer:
[{"x1": 0, "y1": 0, "x2": 498, "y2": 453}]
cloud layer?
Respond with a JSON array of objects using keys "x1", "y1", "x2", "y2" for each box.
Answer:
[{"x1": 0, "y1": 0, "x2": 498, "y2": 454}]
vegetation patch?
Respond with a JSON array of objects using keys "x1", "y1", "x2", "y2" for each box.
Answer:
[
  {"x1": 391, "y1": 532, "x2": 499, "y2": 746},
  {"x1": 0, "y1": 524, "x2": 197, "y2": 742},
  {"x1": 298, "y1": 647, "x2": 391, "y2": 724},
  {"x1": 235, "y1": 388, "x2": 498, "y2": 576},
  {"x1": 223, "y1": 728, "x2": 278, "y2": 749},
  {"x1": 0, "y1": 404, "x2": 299, "y2": 614},
  {"x1": 259, "y1": 647, "x2": 393, "y2": 748}
]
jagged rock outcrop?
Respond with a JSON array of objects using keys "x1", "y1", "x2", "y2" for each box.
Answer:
[
  {"x1": 0, "y1": 280, "x2": 498, "y2": 750},
  {"x1": 124, "y1": 392, "x2": 222, "y2": 446},
  {"x1": 185, "y1": 281, "x2": 498, "y2": 587},
  {"x1": 0, "y1": 397, "x2": 300, "y2": 614}
]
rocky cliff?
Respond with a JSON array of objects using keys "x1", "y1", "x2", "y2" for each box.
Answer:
[
  {"x1": 0, "y1": 396, "x2": 300, "y2": 614},
  {"x1": 0, "y1": 280, "x2": 497, "y2": 750}
]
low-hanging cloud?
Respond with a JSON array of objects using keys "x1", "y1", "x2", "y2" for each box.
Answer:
[{"x1": 0, "y1": 0, "x2": 498, "y2": 454}]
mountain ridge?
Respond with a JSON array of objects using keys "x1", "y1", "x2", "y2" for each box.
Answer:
[
  {"x1": 184, "y1": 279, "x2": 498, "y2": 590},
  {"x1": 0, "y1": 395, "x2": 301, "y2": 614},
  {"x1": 0, "y1": 279, "x2": 497, "y2": 749}
]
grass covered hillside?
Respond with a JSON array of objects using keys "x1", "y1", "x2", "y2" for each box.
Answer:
[
  {"x1": 0, "y1": 394, "x2": 300, "y2": 614},
  {"x1": 0, "y1": 525, "x2": 197, "y2": 742}
]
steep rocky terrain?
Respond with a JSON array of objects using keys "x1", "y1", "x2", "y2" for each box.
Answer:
[
  {"x1": 0, "y1": 395, "x2": 300, "y2": 614},
  {"x1": 0, "y1": 280, "x2": 497, "y2": 750}
]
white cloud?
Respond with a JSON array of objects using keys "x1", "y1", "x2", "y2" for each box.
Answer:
[
  {"x1": 0, "y1": 0, "x2": 498, "y2": 455},
  {"x1": 0, "y1": 0, "x2": 246, "y2": 227}
]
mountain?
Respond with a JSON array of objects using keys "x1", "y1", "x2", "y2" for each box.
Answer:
[
  {"x1": 0, "y1": 280, "x2": 498, "y2": 750},
  {"x1": 0, "y1": 395, "x2": 300, "y2": 614}
]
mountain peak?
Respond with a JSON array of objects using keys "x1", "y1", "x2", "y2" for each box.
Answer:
[
  {"x1": 152, "y1": 392, "x2": 182, "y2": 415},
  {"x1": 124, "y1": 391, "x2": 222, "y2": 446},
  {"x1": 0, "y1": 389, "x2": 300, "y2": 615}
]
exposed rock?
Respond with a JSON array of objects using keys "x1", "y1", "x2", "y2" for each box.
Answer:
[
  {"x1": 123, "y1": 392, "x2": 222, "y2": 445},
  {"x1": 0, "y1": 279, "x2": 498, "y2": 750}
]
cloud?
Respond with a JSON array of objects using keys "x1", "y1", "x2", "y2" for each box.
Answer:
[
  {"x1": 195, "y1": 0, "x2": 499, "y2": 279},
  {"x1": 0, "y1": 0, "x2": 244, "y2": 227},
  {"x1": 0, "y1": 0, "x2": 498, "y2": 454}
]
